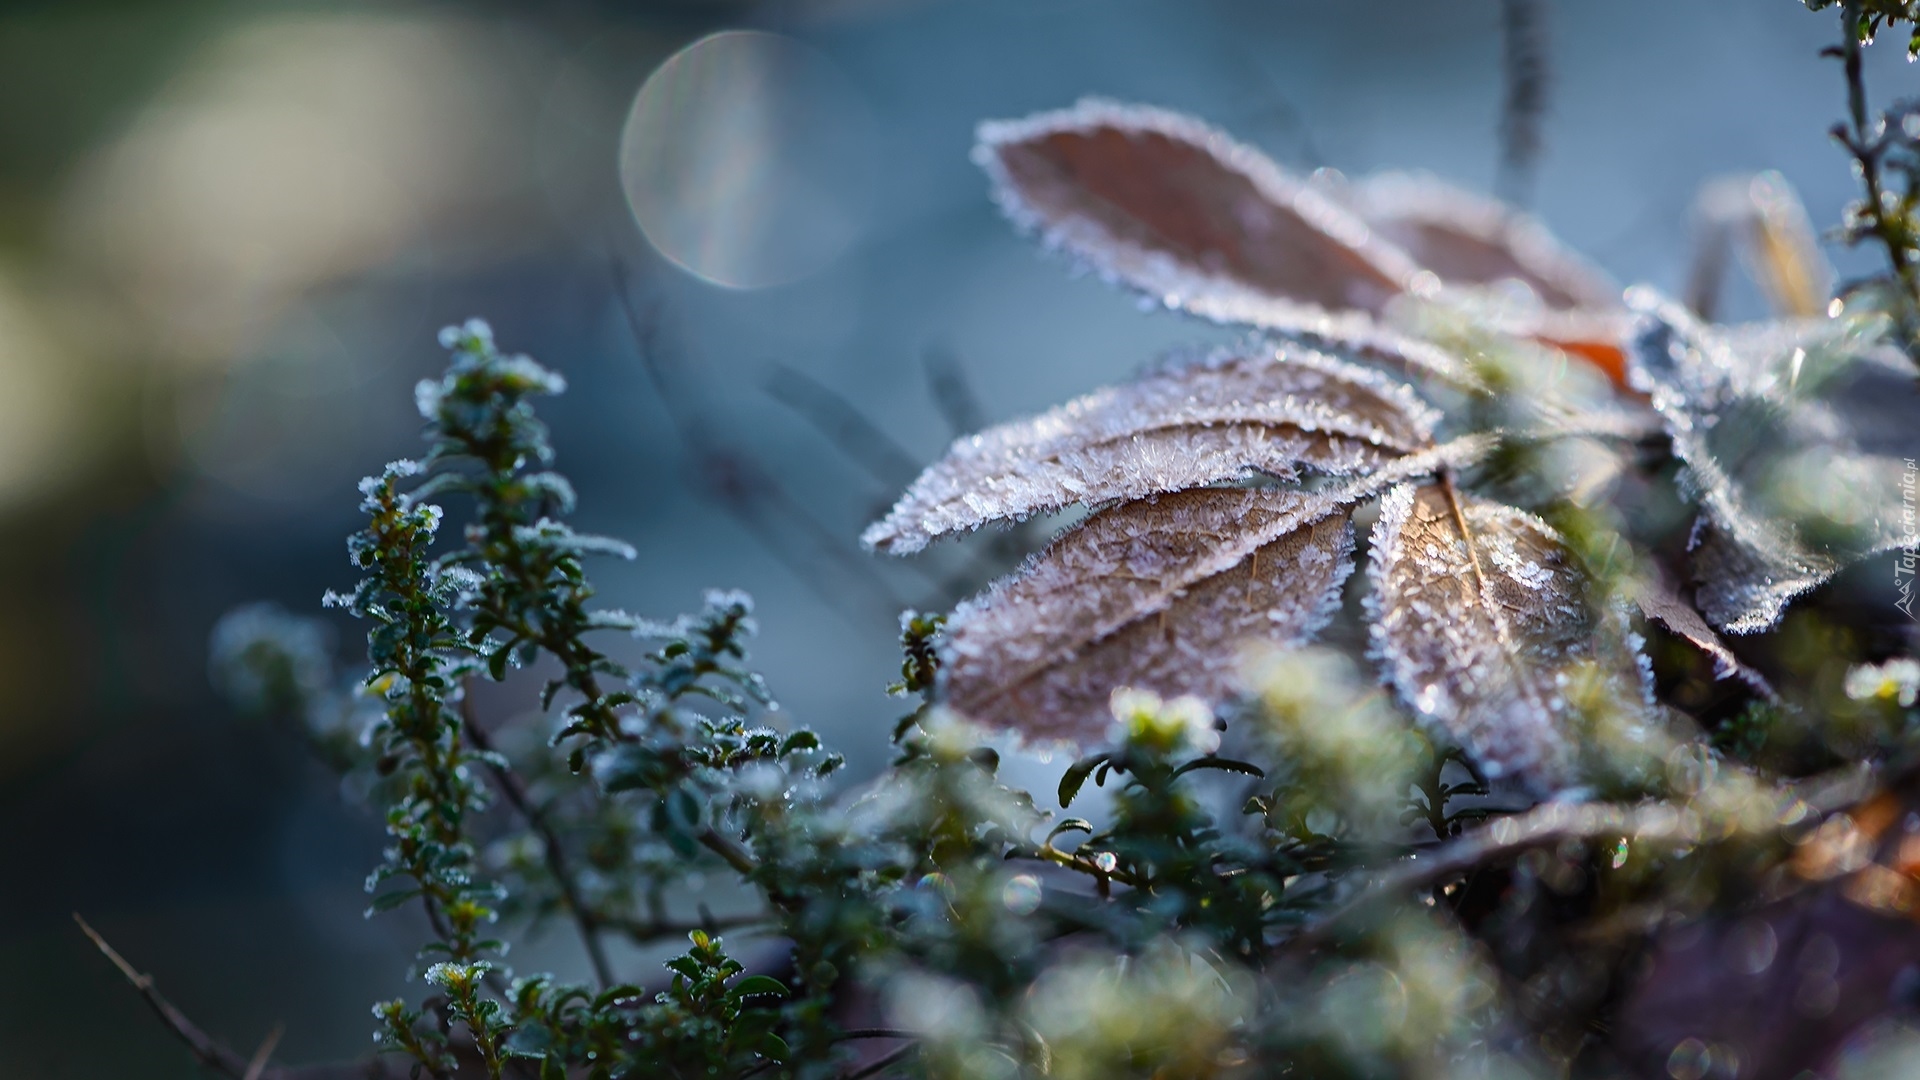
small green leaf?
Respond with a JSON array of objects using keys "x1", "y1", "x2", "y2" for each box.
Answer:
[
  {"x1": 1047, "y1": 818, "x2": 1094, "y2": 843},
  {"x1": 1170, "y1": 756, "x2": 1266, "y2": 780},
  {"x1": 729, "y1": 975, "x2": 789, "y2": 1000},
  {"x1": 1058, "y1": 754, "x2": 1107, "y2": 808}
]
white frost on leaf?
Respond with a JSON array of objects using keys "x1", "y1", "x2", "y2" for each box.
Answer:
[
  {"x1": 1344, "y1": 170, "x2": 1622, "y2": 313},
  {"x1": 936, "y1": 436, "x2": 1492, "y2": 747},
  {"x1": 944, "y1": 490, "x2": 1356, "y2": 747},
  {"x1": 974, "y1": 98, "x2": 1421, "y2": 327},
  {"x1": 1625, "y1": 288, "x2": 1913, "y2": 633},
  {"x1": 1366, "y1": 482, "x2": 1650, "y2": 793},
  {"x1": 862, "y1": 342, "x2": 1442, "y2": 553}
]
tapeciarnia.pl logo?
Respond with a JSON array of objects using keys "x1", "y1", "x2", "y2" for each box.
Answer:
[{"x1": 1899, "y1": 458, "x2": 1917, "y2": 620}]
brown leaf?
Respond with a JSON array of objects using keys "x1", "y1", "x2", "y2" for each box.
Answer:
[
  {"x1": 945, "y1": 490, "x2": 1355, "y2": 745},
  {"x1": 1367, "y1": 482, "x2": 1649, "y2": 791},
  {"x1": 941, "y1": 438, "x2": 1492, "y2": 745},
  {"x1": 1348, "y1": 171, "x2": 1620, "y2": 312},
  {"x1": 862, "y1": 343, "x2": 1440, "y2": 553},
  {"x1": 1633, "y1": 574, "x2": 1778, "y2": 700},
  {"x1": 976, "y1": 99, "x2": 1420, "y2": 325}
]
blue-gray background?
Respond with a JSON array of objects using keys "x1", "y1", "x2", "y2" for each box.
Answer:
[{"x1": 0, "y1": 1, "x2": 1900, "y2": 1075}]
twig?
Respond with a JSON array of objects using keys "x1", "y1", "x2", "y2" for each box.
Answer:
[
  {"x1": 1496, "y1": 0, "x2": 1550, "y2": 208},
  {"x1": 609, "y1": 257, "x2": 910, "y2": 623},
  {"x1": 765, "y1": 364, "x2": 923, "y2": 490},
  {"x1": 1282, "y1": 801, "x2": 1699, "y2": 953},
  {"x1": 1828, "y1": 0, "x2": 1920, "y2": 362},
  {"x1": 75, "y1": 913, "x2": 261, "y2": 1079},
  {"x1": 841, "y1": 1043, "x2": 918, "y2": 1079},
  {"x1": 699, "y1": 826, "x2": 762, "y2": 877},
  {"x1": 244, "y1": 1023, "x2": 285, "y2": 1080},
  {"x1": 920, "y1": 346, "x2": 988, "y2": 437},
  {"x1": 1284, "y1": 763, "x2": 1886, "y2": 954},
  {"x1": 460, "y1": 698, "x2": 614, "y2": 988},
  {"x1": 599, "y1": 910, "x2": 774, "y2": 944}
]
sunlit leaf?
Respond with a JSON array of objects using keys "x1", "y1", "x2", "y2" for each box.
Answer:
[
  {"x1": 1367, "y1": 482, "x2": 1650, "y2": 791},
  {"x1": 862, "y1": 343, "x2": 1441, "y2": 553},
  {"x1": 945, "y1": 492, "x2": 1355, "y2": 745},
  {"x1": 939, "y1": 438, "x2": 1489, "y2": 746},
  {"x1": 1347, "y1": 170, "x2": 1620, "y2": 312},
  {"x1": 1627, "y1": 290, "x2": 1913, "y2": 632},
  {"x1": 976, "y1": 98, "x2": 1420, "y2": 325}
]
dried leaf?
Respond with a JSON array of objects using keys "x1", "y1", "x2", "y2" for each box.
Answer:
[
  {"x1": 1633, "y1": 574, "x2": 1778, "y2": 699},
  {"x1": 1627, "y1": 290, "x2": 1913, "y2": 632},
  {"x1": 945, "y1": 492, "x2": 1354, "y2": 745},
  {"x1": 1367, "y1": 482, "x2": 1649, "y2": 791},
  {"x1": 862, "y1": 343, "x2": 1441, "y2": 553},
  {"x1": 1348, "y1": 171, "x2": 1620, "y2": 312},
  {"x1": 976, "y1": 99, "x2": 1420, "y2": 326},
  {"x1": 941, "y1": 438, "x2": 1492, "y2": 745},
  {"x1": 1686, "y1": 172, "x2": 1831, "y2": 321}
]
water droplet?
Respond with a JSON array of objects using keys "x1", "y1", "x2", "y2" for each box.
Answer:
[
  {"x1": 1001, "y1": 874, "x2": 1042, "y2": 915},
  {"x1": 1666, "y1": 1036, "x2": 1712, "y2": 1080},
  {"x1": 1092, "y1": 851, "x2": 1118, "y2": 874}
]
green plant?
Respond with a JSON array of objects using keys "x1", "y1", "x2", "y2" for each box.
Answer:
[
  {"x1": 1809, "y1": 0, "x2": 1920, "y2": 364},
  {"x1": 88, "y1": 12, "x2": 1920, "y2": 1076}
]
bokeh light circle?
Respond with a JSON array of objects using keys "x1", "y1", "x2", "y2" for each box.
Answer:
[{"x1": 619, "y1": 30, "x2": 876, "y2": 290}]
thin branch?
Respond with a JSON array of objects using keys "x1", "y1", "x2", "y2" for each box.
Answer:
[
  {"x1": 460, "y1": 698, "x2": 614, "y2": 989},
  {"x1": 1284, "y1": 763, "x2": 1884, "y2": 954},
  {"x1": 1282, "y1": 801, "x2": 1699, "y2": 953},
  {"x1": 599, "y1": 910, "x2": 774, "y2": 944},
  {"x1": 76, "y1": 913, "x2": 261, "y2": 1079},
  {"x1": 699, "y1": 826, "x2": 762, "y2": 877},
  {"x1": 841, "y1": 1043, "x2": 918, "y2": 1079},
  {"x1": 1828, "y1": 0, "x2": 1920, "y2": 364},
  {"x1": 920, "y1": 346, "x2": 988, "y2": 437},
  {"x1": 609, "y1": 257, "x2": 911, "y2": 624},
  {"x1": 1496, "y1": 0, "x2": 1551, "y2": 208},
  {"x1": 765, "y1": 363, "x2": 923, "y2": 490},
  {"x1": 244, "y1": 1023, "x2": 286, "y2": 1080}
]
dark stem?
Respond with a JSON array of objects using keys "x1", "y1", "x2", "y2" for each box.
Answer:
[
  {"x1": 1496, "y1": 0, "x2": 1550, "y2": 208},
  {"x1": 599, "y1": 910, "x2": 772, "y2": 943},
  {"x1": 841, "y1": 1043, "x2": 919, "y2": 1079},
  {"x1": 75, "y1": 914, "x2": 266, "y2": 1079},
  {"x1": 1834, "y1": 0, "x2": 1920, "y2": 364},
  {"x1": 460, "y1": 697, "x2": 615, "y2": 989}
]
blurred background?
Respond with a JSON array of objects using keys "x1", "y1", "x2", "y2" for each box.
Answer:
[{"x1": 0, "y1": 1, "x2": 1903, "y2": 1075}]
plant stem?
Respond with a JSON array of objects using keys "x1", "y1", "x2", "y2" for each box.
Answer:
[
  {"x1": 1834, "y1": 0, "x2": 1920, "y2": 363},
  {"x1": 460, "y1": 697, "x2": 614, "y2": 989}
]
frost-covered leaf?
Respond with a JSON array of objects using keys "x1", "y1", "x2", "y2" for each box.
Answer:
[
  {"x1": 945, "y1": 492, "x2": 1354, "y2": 746},
  {"x1": 862, "y1": 343, "x2": 1441, "y2": 553},
  {"x1": 976, "y1": 99, "x2": 1420, "y2": 326},
  {"x1": 1626, "y1": 290, "x2": 1914, "y2": 632},
  {"x1": 941, "y1": 437, "x2": 1492, "y2": 745},
  {"x1": 1347, "y1": 171, "x2": 1620, "y2": 312},
  {"x1": 1632, "y1": 574, "x2": 1777, "y2": 699},
  {"x1": 1227, "y1": 306, "x2": 1486, "y2": 392},
  {"x1": 1367, "y1": 482, "x2": 1650, "y2": 792}
]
